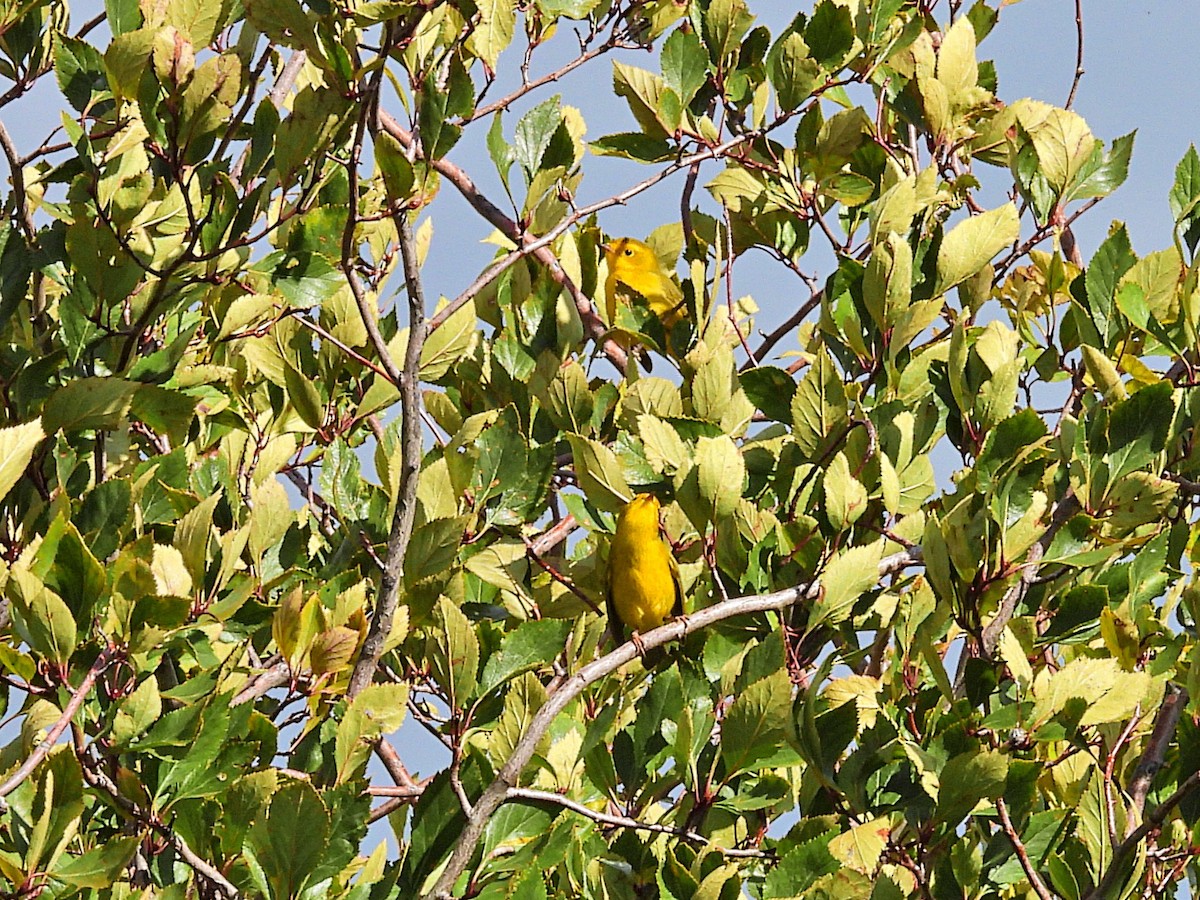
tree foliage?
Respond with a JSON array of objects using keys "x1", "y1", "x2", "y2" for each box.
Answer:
[{"x1": 0, "y1": 0, "x2": 1198, "y2": 898}]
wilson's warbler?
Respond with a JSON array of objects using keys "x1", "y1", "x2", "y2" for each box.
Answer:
[
  {"x1": 603, "y1": 237, "x2": 687, "y2": 333},
  {"x1": 606, "y1": 493, "x2": 683, "y2": 661}
]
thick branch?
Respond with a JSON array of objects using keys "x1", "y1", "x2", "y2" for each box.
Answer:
[
  {"x1": 348, "y1": 211, "x2": 427, "y2": 697},
  {"x1": 1126, "y1": 684, "x2": 1189, "y2": 832},
  {"x1": 0, "y1": 647, "x2": 118, "y2": 811},
  {"x1": 1086, "y1": 767, "x2": 1200, "y2": 900},
  {"x1": 231, "y1": 660, "x2": 292, "y2": 706},
  {"x1": 422, "y1": 546, "x2": 923, "y2": 898}
]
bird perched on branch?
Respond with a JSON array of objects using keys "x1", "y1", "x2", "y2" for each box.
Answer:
[
  {"x1": 606, "y1": 493, "x2": 684, "y2": 666},
  {"x1": 602, "y1": 238, "x2": 688, "y2": 366}
]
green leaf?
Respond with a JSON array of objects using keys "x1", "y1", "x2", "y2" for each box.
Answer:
[
  {"x1": 246, "y1": 781, "x2": 330, "y2": 899},
  {"x1": 678, "y1": 434, "x2": 745, "y2": 527},
  {"x1": 935, "y1": 750, "x2": 1008, "y2": 825},
  {"x1": 721, "y1": 669, "x2": 792, "y2": 774},
  {"x1": 487, "y1": 111, "x2": 516, "y2": 196},
  {"x1": 514, "y1": 95, "x2": 562, "y2": 181},
  {"x1": 490, "y1": 671, "x2": 548, "y2": 777},
  {"x1": 590, "y1": 131, "x2": 674, "y2": 162},
  {"x1": 612, "y1": 60, "x2": 669, "y2": 138},
  {"x1": 53, "y1": 836, "x2": 140, "y2": 888},
  {"x1": 702, "y1": 0, "x2": 755, "y2": 65},
  {"x1": 7, "y1": 568, "x2": 78, "y2": 666},
  {"x1": 740, "y1": 367, "x2": 797, "y2": 422},
  {"x1": 284, "y1": 359, "x2": 324, "y2": 430},
  {"x1": 1068, "y1": 130, "x2": 1135, "y2": 201},
  {"x1": 375, "y1": 130, "x2": 415, "y2": 202},
  {"x1": 805, "y1": 0, "x2": 854, "y2": 68},
  {"x1": 768, "y1": 32, "x2": 820, "y2": 112},
  {"x1": 431, "y1": 596, "x2": 480, "y2": 707},
  {"x1": 810, "y1": 540, "x2": 885, "y2": 629},
  {"x1": 336, "y1": 683, "x2": 409, "y2": 782},
  {"x1": 790, "y1": 348, "x2": 848, "y2": 458},
  {"x1": 0, "y1": 418, "x2": 43, "y2": 504},
  {"x1": 42, "y1": 377, "x2": 140, "y2": 433},
  {"x1": 469, "y1": 0, "x2": 516, "y2": 67},
  {"x1": 566, "y1": 434, "x2": 632, "y2": 512},
  {"x1": 1105, "y1": 381, "x2": 1174, "y2": 481},
  {"x1": 661, "y1": 27, "x2": 708, "y2": 107},
  {"x1": 478, "y1": 619, "x2": 573, "y2": 696},
  {"x1": 54, "y1": 34, "x2": 108, "y2": 113},
  {"x1": 823, "y1": 452, "x2": 867, "y2": 531},
  {"x1": 935, "y1": 204, "x2": 1020, "y2": 295}
]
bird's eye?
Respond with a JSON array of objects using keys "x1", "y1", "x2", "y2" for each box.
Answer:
[{"x1": 624, "y1": 248, "x2": 633, "y2": 256}]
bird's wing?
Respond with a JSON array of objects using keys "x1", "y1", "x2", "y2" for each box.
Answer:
[
  {"x1": 605, "y1": 563, "x2": 625, "y2": 645},
  {"x1": 667, "y1": 540, "x2": 684, "y2": 619}
]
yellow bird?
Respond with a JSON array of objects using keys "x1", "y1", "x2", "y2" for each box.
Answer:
[
  {"x1": 602, "y1": 237, "x2": 687, "y2": 333},
  {"x1": 606, "y1": 494, "x2": 684, "y2": 661}
]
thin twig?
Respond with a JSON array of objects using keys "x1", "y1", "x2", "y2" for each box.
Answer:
[
  {"x1": 465, "y1": 40, "x2": 618, "y2": 123},
  {"x1": 507, "y1": 787, "x2": 773, "y2": 859},
  {"x1": 0, "y1": 647, "x2": 119, "y2": 811},
  {"x1": 748, "y1": 289, "x2": 823, "y2": 366},
  {"x1": 996, "y1": 798, "x2": 1055, "y2": 900},
  {"x1": 422, "y1": 546, "x2": 924, "y2": 898},
  {"x1": 1065, "y1": 0, "x2": 1085, "y2": 110}
]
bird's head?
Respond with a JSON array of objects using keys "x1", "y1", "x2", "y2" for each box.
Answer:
[
  {"x1": 618, "y1": 492, "x2": 662, "y2": 527},
  {"x1": 602, "y1": 237, "x2": 659, "y2": 278}
]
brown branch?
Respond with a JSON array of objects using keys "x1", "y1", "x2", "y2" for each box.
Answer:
[
  {"x1": 529, "y1": 514, "x2": 578, "y2": 556},
  {"x1": 1087, "y1": 768, "x2": 1200, "y2": 900},
  {"x1": 76, "y1": 742, "x2": 239, "y2": 897},
  {"x1": 465, "y1": 41, "x2": 618, "y2": 123},
  {"x1": 955, "y1": 491, "x2": 1081, "y2": 696},
  {"x1": 348, "y1": 209, "x2": 427, "y2": 697},
  {"x1": 0, "y1": 119, "x2": 36, "y2": 243},
  {"x1": 231, "y1": 660, "x2": 292, "y2": 706},
  {"x1": 748, "y1": 289, "x2": 823, "y2": 366},
  {"x1": 1127, "y1": 684, "x2": 1189, "y2": 834},
  {"x1": 522, "y1": 532, "x2": 601, "y2": 615},
  {"x1": 369, "y1": 784, "x2": 427, "y2": 798},
  {"x1": 996, "y1": 798, "x2": 1055, "y2": 900},
  {"x1": 295, "y1": 313, "x2": 394, "y2": 382},
  {"x1": 507, "y1": 787, "x2": 773, "y2": 859},
  {"x1": 421, "y1": 546, "x2": 924, "y2": 898},
  {"x1": 0, "y1": 117, "x2": 46, "y2": 317},
  {"x1": 0, "y1": 646, "x2": 119, "y2": 811},
  {"x1": 1065, "y1": 0, "x2": 1085, "y2": 110}
]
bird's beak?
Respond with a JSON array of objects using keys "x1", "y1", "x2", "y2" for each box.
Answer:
[{"x1": 600, "y1": 242, "x2": 613, "y2": 253}]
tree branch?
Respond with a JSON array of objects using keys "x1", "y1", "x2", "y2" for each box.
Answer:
[
  {"x1": 1087, "y1": 767, "x2": 1200, "y2": 900},
  {"x1": 1127, "y1": 684, "x2": 1189, "y2": 833},
  {"x1": 231, "y1": 660, "x2": 292, "y2": 706},
  {"x1": 996, "y1": 797, "x2": 1055, "y2": 900},
  {"x1": 1065, "y1": 0, "x2": 1085, "y2": 110},
  {"x1": 422, "y1": 546, "x2": 923, "y2": 898},
  {"x1": 506, "y1": 787, "x2": 773, "y2": 859},
  {"x1": 348, "y1": 210, "x2": 427, "y2": 696},
  {"x1": 0, "y1": 646, "x2": 119, "y2": 812}
]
